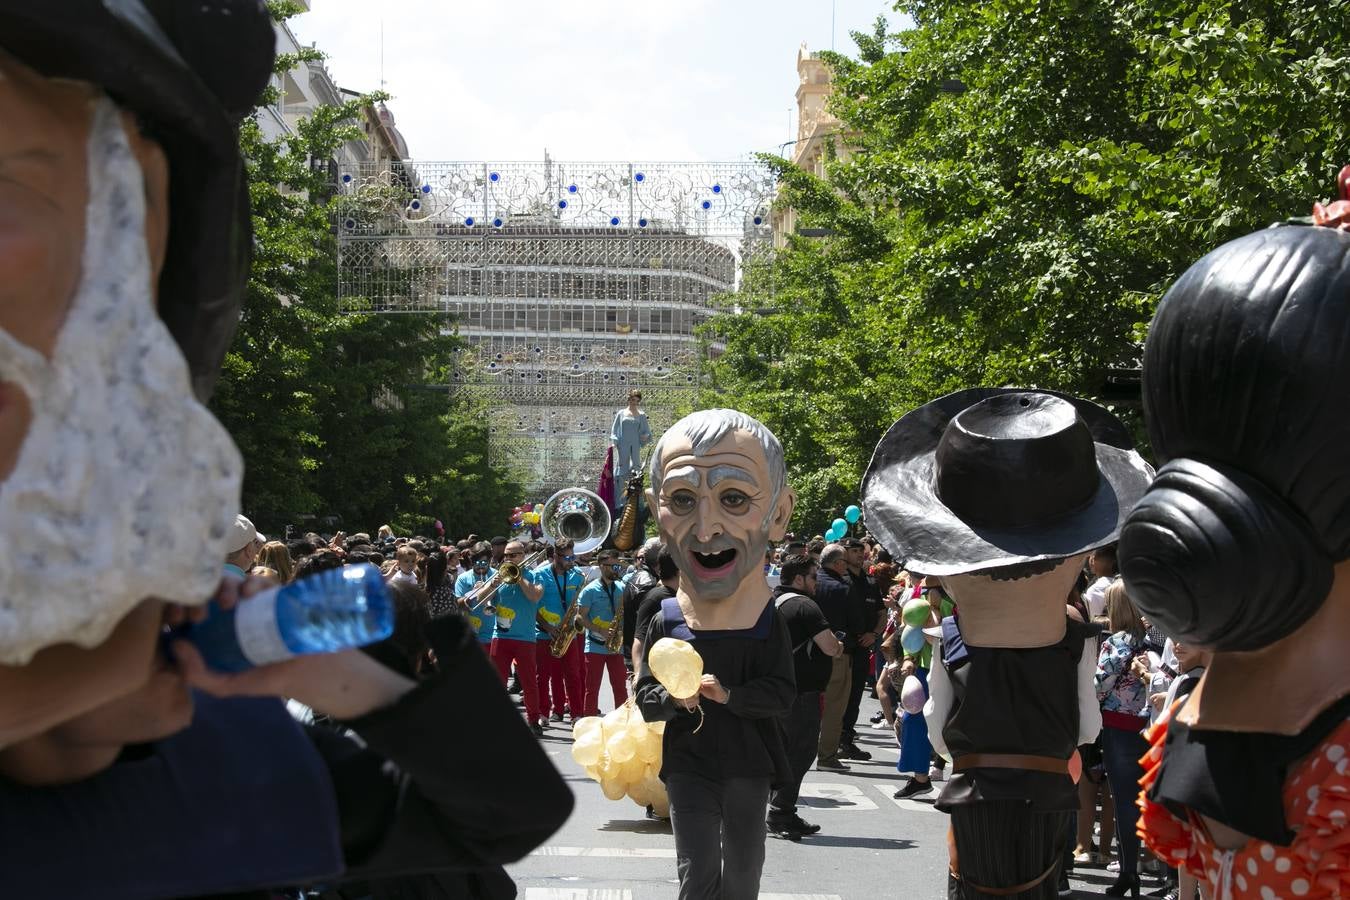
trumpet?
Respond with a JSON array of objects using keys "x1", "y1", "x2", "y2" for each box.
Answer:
[{"x1": 467, "y1": 548, "x2": 548, "y2": 611}]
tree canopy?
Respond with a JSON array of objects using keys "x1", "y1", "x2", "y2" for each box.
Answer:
[
  {"x1": 210, "y1": 11, "x2": 522, "y2": 537},
  {"x1": 705, "y1": 0, "x2": 1350, "y2": 532}
]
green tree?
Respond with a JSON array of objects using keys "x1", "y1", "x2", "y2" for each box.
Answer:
[
  {"x1": 211, "y1": 5, "x2": 522, "y2": 537},
  {"x1": 706, "y1": 0, "x2": 1350, "y2": 533}
]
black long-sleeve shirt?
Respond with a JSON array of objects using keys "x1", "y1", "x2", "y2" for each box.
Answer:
[
  {"x1": 634, "y1": 599, "x2": 795, "y2": 784},
  {"x1": 813, "y1": 568, "x2": 862, "y2": 637}
]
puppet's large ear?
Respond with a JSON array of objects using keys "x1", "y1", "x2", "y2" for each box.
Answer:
[{"x1": 768, "y1": 487, "x2": 797, "y2": 543}]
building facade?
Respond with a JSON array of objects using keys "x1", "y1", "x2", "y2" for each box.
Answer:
[{"x1": 335, "y1": 161, "x2": 773, "y2": 499}]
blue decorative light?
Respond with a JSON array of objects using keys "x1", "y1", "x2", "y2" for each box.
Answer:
[
  {"x1": 493, "y1": 218, "x2": 503, "y2": 228},
  {"x1": 343, "y1": 218, "x2": 357, "y2": 230},
  {"x1": 701, "y1": 200, "x2": 712, "y2": 210},
  {"x1": 489, "y1": 171, "x2": 500, "y2": 182},
  {"x1": 464, "y1": 216, "x2": 474, "y2": 226},
  {"x1": 634, "y1": 172, "x2": 645, "y2": 182},
  {"x1": 753, "y1": 216, "x2": 763, "y2": 225},
  {"x1": 610, "y1": 216, "x2": 621, "y2": 226},
  {"x1": 568, "y1": 184, "x2": 578, "y2": 194},
  {"x1": 421, "y1": 184, "x2": 432, "y2": 193},
  {"x1": 409, "y1": 200, "x2": 421, "y2": 211},
  {"x1": 638, "y1": 218, "x2": 648, "y2": 228},
  {"x1": 341, "y1": 173, "x2": 352, "y2": 183},
  {"x1": 558, "y1": 199, "x2": 568, "y2": 209},
  {"x1": 712, "y1": 184, "x2": 722, "y2": 193}
]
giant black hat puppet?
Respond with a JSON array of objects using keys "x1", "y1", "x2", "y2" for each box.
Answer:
[
  {"x1": 0, "y1": 1, "x2": 273, "y2": 665},
  {"x1": 863, "y1": 387, "x2": 1153, "y2": 898},
  {"x1": 1121, "y1": 174, "x2": 1350, "y2": 893}
]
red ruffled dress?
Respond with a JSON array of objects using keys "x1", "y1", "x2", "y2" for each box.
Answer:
[{"x1": 1137, "y1": 702, "x2": 1350, "y2": 898}]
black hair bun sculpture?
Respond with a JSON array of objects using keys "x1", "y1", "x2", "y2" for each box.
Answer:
[{"x1": 1120, "y1": 222, "x2": 1350, "y2": 648}]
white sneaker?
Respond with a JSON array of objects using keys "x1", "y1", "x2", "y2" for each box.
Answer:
[
  {"x1": 871, "y1": 719, "x2": 891, "y2": 729},
  {"x1": 1107, "y1": 859, "x2": 1121, "y2": 873}
]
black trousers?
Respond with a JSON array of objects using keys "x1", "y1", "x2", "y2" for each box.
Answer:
[
  {"x1": 947, "y1": 802, "x2": 1072, "y2": 899},
  {"x1": 666, "y1": 773, "x2": 770, "y2": 900},
  {"x1": 840, "y1": 647, "x2": 870, "y2": 743},
  {"x1": 769, "y1": 691, "x2": 821, "y2": 818}
]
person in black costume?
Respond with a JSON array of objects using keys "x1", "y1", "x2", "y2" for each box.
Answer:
[
  {"x1": 862, "y1": 388, "x2": 1154, "y2": 899},
  {"x1": 634, "y1": 408, "x2": 797, "y2": 900}
]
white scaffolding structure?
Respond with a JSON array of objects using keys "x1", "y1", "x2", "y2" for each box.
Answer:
[{"x1": 335, "y1": 160, "x2": 776, "y2": 497}]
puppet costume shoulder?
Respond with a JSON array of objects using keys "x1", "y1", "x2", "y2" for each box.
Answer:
[{"x1": 1138, "y1": 700, "x2": 1350, "y2": 898}]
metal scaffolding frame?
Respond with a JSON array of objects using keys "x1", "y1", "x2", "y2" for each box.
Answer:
[{"x1": 335, "y1": 160, "x2": 775, "y2": 497}]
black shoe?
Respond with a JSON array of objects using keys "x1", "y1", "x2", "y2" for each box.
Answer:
[
  {"x1": 893, "y1": 778, "x2": 933, "y2": 799},
  {"x1": 787, "y1": 814, "x2": 820, "y2": 835},
  {"x1": 869, "y1": 711, "x2": 885, "y2": 724},
  {"x1": 816, "y1": 757, "x2": 850, "y2": 771},
  {"x1": 837, "y1": 742, "x2": 872, "y2": 761},
  {"x1": 550, "y1": 712, "x2": 564, "y2": 723},
  {"x1": 1104, "y1": 874, "x2": 1141, "y2": 899},
  {"x1": 767, "y1": 821, "x2": 802, "y2": 841},
  {"x1": 529, "y1": 722, "x2": 545, "y2": 737},
  {"x1": 508, "y1": 680, "x2": 523, "y2": 695}
]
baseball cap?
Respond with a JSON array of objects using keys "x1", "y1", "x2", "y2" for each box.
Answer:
[{"x1": 225, "y1": 514, "x2": 257, "y2": 554}]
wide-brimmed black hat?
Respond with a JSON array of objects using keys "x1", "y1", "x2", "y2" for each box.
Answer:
[
  {"x1": 0, "y1": 0, "x2": 275, "y2": 400},
  {"x1": 862, "y1": 388, "x2": 1154, "y2": 576}
]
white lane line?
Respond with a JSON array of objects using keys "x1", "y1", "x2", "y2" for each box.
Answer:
[
  {"x1": 796, "y1": 782, "x2": 878, "y2": 811},
  {"x1": 872, "y1": 782, "x2": 944, "y2": 814},
  {"x1": 760, "y1": 895, "x2": 844, "y2": 900},
  {"x1": 531, "y1": 846, "x2": 677, "y2": 858},
  {"x1": 524, "y1": 890, "x2": 633, "y2": 900}
]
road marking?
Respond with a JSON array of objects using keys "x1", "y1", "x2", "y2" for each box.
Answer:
[
  {"x1": 760, "y1": 895, "x2": 844, "y2": 900},
  {"x1": 524, "y1": 890, "x2": 633, "y2": 900},
  {"x1": 797, "y1": 782, "x2": 878, "y2": 811},
  {"x1": 531, "y1": 846, "x2": 677, "y2": 859},
  {"x1": 872, "y1": 782, "x2": 944, "y2": 814}
]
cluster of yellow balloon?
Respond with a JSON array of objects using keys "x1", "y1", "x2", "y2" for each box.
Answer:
[
  {"x1": 570, "y1": 706, "x2": 669, "y2": 816},
  {"x1": 569, "y1": 639, "x2": 707, "y2": 817}
]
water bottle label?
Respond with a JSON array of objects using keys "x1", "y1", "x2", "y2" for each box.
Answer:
[{"x1": 235, "y1": 587, "x2": 294, "y2": 666}]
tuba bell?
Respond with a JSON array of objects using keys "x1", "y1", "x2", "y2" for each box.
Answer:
[{"x1": 540, "y1": 488, "x2": 612, "y2": 555}]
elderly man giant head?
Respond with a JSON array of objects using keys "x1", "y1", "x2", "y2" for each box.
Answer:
[
  {"x1": 0, "y1": 1, "x2": 272, "y2": 701},
  {"x1": 647, "y1": 409, "x2": 796, "y2": 625}
]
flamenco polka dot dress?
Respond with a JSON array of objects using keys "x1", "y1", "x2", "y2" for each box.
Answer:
[{"x1": 1137, "y1": 709, "x2": 1350, "y2": 898}]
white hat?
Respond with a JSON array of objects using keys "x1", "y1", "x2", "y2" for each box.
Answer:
[{"x1": 225, "y1": 514, "x2": 257, "y2": 553}]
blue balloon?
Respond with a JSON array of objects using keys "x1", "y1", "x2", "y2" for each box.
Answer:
[
  {"x1": 900, "y1": 625, "x2": 926, "y2": 654},
  {"x1": 832, "y1": 518, "x2": 848, "y2": 536},
  {"x1": 825, "y1": 524, "x2": 842, "y2": 541},
  {"x1": 844, "y1": 504, "x2": 861, "y2": 524}
]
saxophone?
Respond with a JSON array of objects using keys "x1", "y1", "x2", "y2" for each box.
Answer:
[
  {"x1": 604, "y1": 583, "x2": 625, "y2": 653},
  {"x1": 612, "y1": 470, "x2": 645, "y2": 552},
  {"x1": 549, "y1": 593, "x2": 585, "y2": 658}
]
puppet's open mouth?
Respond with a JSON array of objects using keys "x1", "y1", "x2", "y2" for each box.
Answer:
[{"x1": 692, "y1": 548, "x2": 737, "y2": 573}]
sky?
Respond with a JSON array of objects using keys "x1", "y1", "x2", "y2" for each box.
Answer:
[{"x1": 290, "y1": 0, "x2": 901, "y2": 162}]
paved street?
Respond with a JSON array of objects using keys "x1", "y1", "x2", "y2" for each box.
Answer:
[{"x1": 508, "y1": 693, "x2": 1134, "y2": 899}]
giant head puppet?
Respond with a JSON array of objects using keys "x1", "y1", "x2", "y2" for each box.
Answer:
[
  {"x1": 646, "y1": 409, "x2": 795, "y2": 630},
  {"x1": 1120, "y1": 178, "x2": 1350, "y2": 883},
  {"x1": 0, "y1": 1, "x2": 274, "y2": 665},
  {"x1": 862, "y1": 387, "x2": 1153, "y2": 898}
]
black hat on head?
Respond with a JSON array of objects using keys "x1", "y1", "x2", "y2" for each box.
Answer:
[
  {"x1": 862, "y1": 388, "x2": 1153, "y2": 577},
  {"x1": 0, "y1": 0, "x2": 275, "y2": 400}
]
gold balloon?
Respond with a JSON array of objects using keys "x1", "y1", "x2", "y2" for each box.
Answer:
[{"x1": 648, "y1": 637, "x2": 704, "y2": 699}]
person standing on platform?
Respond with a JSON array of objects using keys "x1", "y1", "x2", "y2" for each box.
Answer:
[
  {"x1": 534, "y1": 539, "x2": 586, "y2": 725},
  {"x1": 610, "y1": 389, "x2": 652, "y2": 485},
  {"x1": 635, "y1": 408, "x2": 796, "y2": 900},
  {"x1": 579, "y1": 548, "x2": 630, "y2": 716},
  {"x1": 768, "y1": 553, "x2": 842, "y2": 840},
  {"x1": 490, "y1": 540, "x2": 545, "y2": 735}
]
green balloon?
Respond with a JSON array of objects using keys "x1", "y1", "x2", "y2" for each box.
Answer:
[{"x1": 902, "y1": 598, "x2": 931, "y2": 628}]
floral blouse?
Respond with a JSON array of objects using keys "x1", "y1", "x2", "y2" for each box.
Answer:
[{"x1": 1095, "y1": 631, "x2": 1150, "y2": 717}]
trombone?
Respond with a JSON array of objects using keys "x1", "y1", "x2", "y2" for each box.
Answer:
[{"x1": 466, "y1": 548, "x2": 549, "y2": 611}]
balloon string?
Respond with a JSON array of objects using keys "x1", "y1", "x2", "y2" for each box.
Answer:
[{"x1": 691, "y1": 703, "x2": 705, "y2": 735}]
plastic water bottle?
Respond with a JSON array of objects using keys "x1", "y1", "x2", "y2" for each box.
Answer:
[{"x1": 181, "y1": 563, "x2": 394, "y2": 672}]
